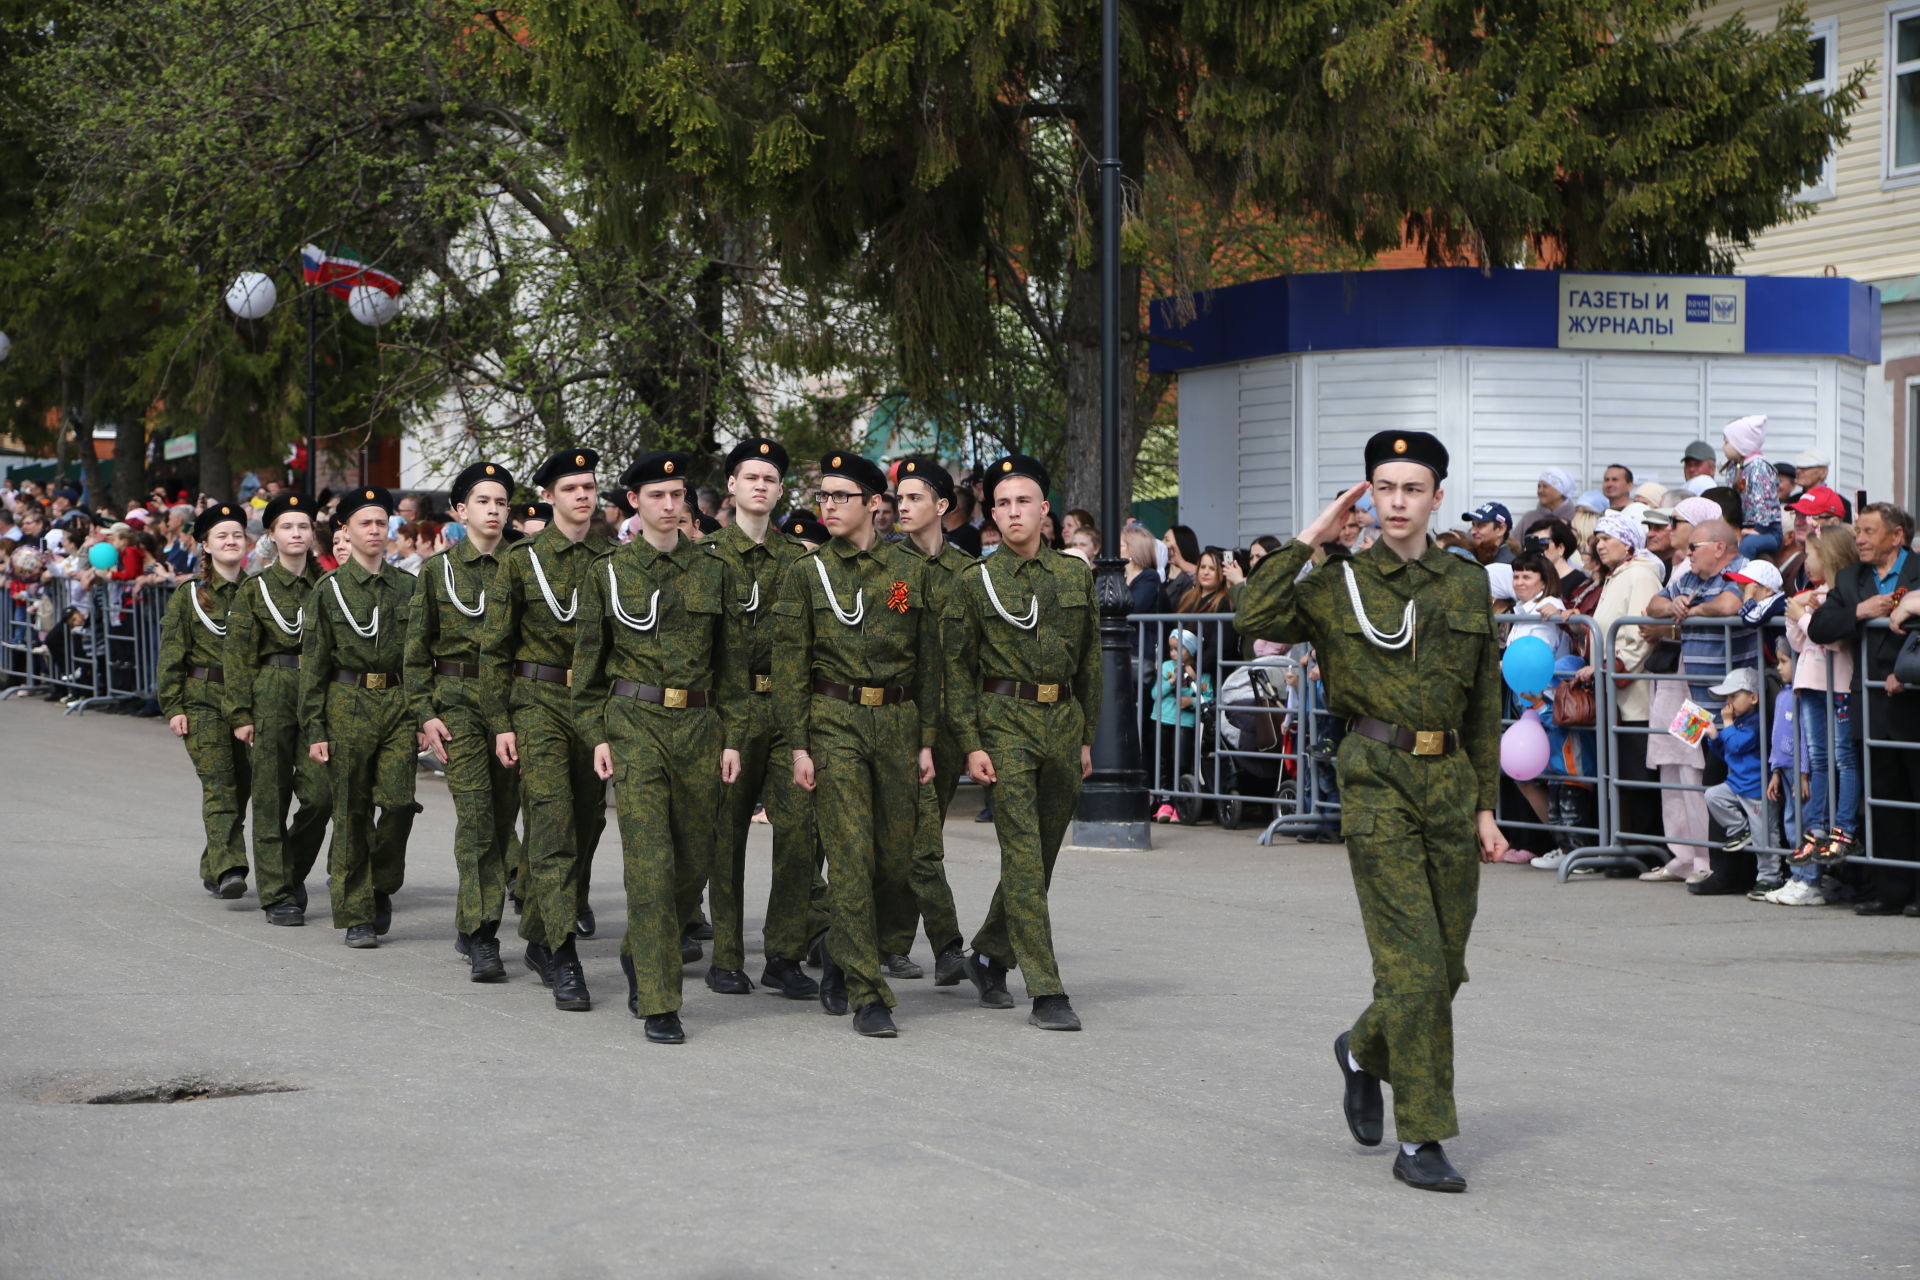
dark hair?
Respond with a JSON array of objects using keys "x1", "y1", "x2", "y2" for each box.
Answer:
[
  {"x1": 1510, "y1": 552, "x2": 1562, "y2": 600},
  {"x1": 1251, "y1": 534, "x2": 1284, "y2": 555},
  {"x1": 1521, "y1": 518, "x2": 1578, "y2": 560},
  {"x1": 1167, "y1": 524, "x2": 1200, "y2": 567},
  {"x1": 1860, "y1": 502, "x2": 1916, "y2": 543},
  {"x1": 880, "y1": 493, "x2": 899, "y2": 513},
  {"x1": 1606, "y1": 463, "x2": 1634, "y2": 483},
  {"x1": 1177, "y1": 550, "x2": 1232, "y2": 613},
  {"x1": 950, "y1": 487, "x2": 975, "y2": 520},
  {"x1": 1701, "y1": 486, "x2": 1743, "y2": 529}
]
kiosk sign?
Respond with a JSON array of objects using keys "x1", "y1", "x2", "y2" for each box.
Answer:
[{"x1": 1557, "y1": 274, "x2": 1746, "y2": 353}]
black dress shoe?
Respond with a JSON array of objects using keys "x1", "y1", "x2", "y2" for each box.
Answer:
[
  {"x1": 963, "y1": 951, "x2": 1015, "y2": 1009},
  {"x1": 689, "y1": 919, "x2": 714, "y2": 941},
  {"x1": 644, "y1": 1011, "x2": 686, "y2": 1043},
  {"x1": 551, "y1": 940, "x2": 591, "y2": 1011},
  {"x1": 761, "y1": 957, "x2": 820, "y2": 1000},
  {"x1": 455, "y1": 931, "x2": 472, "y2": 958},
  {"x1": 1686, "y1": 876, "x2": 1746, "y2": 896},
  {"x1": 933, "y1": 943, "x2": 966, "y2": 987},
  {"x1": 291, "y1": 882, "x2": 309, "y2": 910},
  {"x1": 1854, "y1": 899, "x2": 1903, "y2": 916},
  {"x1": 1334, "y1": 1031, "x2": 1384, "y2": 1146},
  {"x1": 679, "y1": 935, "x2": 703, "y2": 964},
  {"x1": 574, "y1": 906, "x2": 596, "y2": 939},
  {"x1": 1905, "y1": 904, "x2": 1920, "y2": 918},
  {"x1": 1029, "y1": 994, "x2": 1082, "y2": 1031},
  {"x1": 344, "y1": 923, "x2": 379, "y2": 949},
  {"x1": 705, "y1": 965, "x2": 755, "y2": 994},
  {"x1": 373, "y1": 891, "x2": 393, "y2": 935},
  {"x1": 879, "y1": 952, "x2": 924, "y2": 980},
  {"x1": 265, "y1": 902, "x2": 305, "y2": 927},
  {"x1": 216, "y1": 869, "x2": 248, "y2": 900},
  {"x1": 525, "y1": 941, "x2": 554, "y2": 985},
  {"x1": 469, "y1": 937, "x2": 507, "y2": 983},
  {"x1": 818, "y1": 948, "x2": 850, "y2": 1017},
  {"x1": 852, "y1": 1002, "x2": 898, "y2": 1037},
  {"x1": 203, "y1": 878, "x2": 220, "y2": 897},
  {"x1": 1393, "y1": 1142, "x2": 1467, "y2": 1193},
  {"x1": 621, "y1": 952, "x2": 639, "y2": 1016},
  {"x1": 974, "y1": 805, "x2": 994, "y2": 823}
]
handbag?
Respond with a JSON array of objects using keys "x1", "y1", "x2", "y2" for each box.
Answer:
[
  {"x1": 1895, "y1": 630, "x2": 1920, "y2": 688},
  {"x1": 1554, "y1": 678, "x2": 1597, "y2": 727}
]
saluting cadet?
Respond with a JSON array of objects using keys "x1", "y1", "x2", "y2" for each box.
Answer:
[
  {"x1": 225, "y1": 492, "x2": 331, "y2": 925},
  {"x1": 945, "y1": 456, "x2": 1101, "y2": 1030},
  {"x1": 478, "y1": 448, "x2": 610, "y2": 1011},
  {"x1": 574, "y1": 451, "x2": 745, "y2": 1043},
  {"x1": 158, "y1": 502, "x2": 253, "y2": 901},
  {"x1": 882, "y1": 456, "x2": 970, "y2": 985},
  {"x1": 405, "y1": 462, "x2": 520, "y2": 982},
  {"x1": 300, "y1": 486, "x2": 421, "y2": 949},
  {"x1": 771, "y1": 453, "x2": 938, "y2": 1038},
  {"x1": 701, "y1": 438, "x2": 825, "y2": 1000},
  {"x1": 1235, "y1": 430, "x2": 1506, "y2": 1194}
]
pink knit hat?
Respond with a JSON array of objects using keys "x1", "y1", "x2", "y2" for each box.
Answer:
[{"x1": 1721, "y1": 414, "x2": 1766, "y2": 458}]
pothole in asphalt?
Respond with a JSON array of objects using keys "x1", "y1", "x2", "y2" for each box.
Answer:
[{"x1": 25, "y1": 1076, "x2": 302, "y2": 1105}]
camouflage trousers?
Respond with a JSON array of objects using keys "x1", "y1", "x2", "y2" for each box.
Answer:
[
  {"x1": 813, "y1": 697, "x2": 919, "y2": 1011},
  {"x1": 970, "y1": 698, "x2": 1085, "y2": 998},
  {"x1": 441, "y1": 694, "x2": 520, "y2": 935},
  {"x1": 183, "y1": 682, "x2": 250, "y2": 884},
  {"x1": 1337, "y1": 734, "x2": 1480, "y2": 1145},
  {"x1": 322, "y1": 683, "x2": 418, "y2": 930},
  {"x1": 513, "y1": 687, "x2": 605, "y2": 950},
  {"x1": 247, "y1": 664, "x2": 331, "y2": 909},
  {"x1": 880, "y1": 728, "x2": 965, "y2": 956},
  {"x1": 712, "y1": 691, "x2": 827, "y2": 970},
  {"x1": 608, "y1": 697, "x2": 720, "y2": 1016}
]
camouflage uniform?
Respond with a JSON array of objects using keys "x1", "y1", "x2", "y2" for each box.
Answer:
[
  {"x1": 158, "y1": 575, "x2": 252, "y2": 885},
  {"x1": 224, "y1": 564, "x2": 332, "y2": 910},
  {"x1": 405, "y1": 539, "x2": 520, "y2": 937},
  {"x1": 771, "y1": 536, "x2": 938, "y2": 1012},
  {"x1": 1236, "y1": 537, "x2": 1500, "y2": 1144},
  {"x1": 300, "y1": 558, "x2": 420, "y2": 929},
  {"x1": 702, "y1": 520, "x2": 827, "y2": 969},
  {"x1": 881, "y1": 537, "x2": 973, "y2": 958},
  {"x1": 574, "y1": 532, "x2": 744, "y2": 1014},
  {"x1": 943, "y1": 547, "x2": 1102, "y2": 997},
  {"x1": 478, "y1": 523, "x2": 612, "y2": 951}
]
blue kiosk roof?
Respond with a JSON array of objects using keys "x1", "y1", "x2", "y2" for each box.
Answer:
[{"x1": 1147, "y1": 267, "x2": 1881, "y2": 372}]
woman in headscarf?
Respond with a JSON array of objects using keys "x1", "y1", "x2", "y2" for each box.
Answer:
[
  {"x1": 1520, "y1": 466, "x2": 1578, "y2": 533},
  {"x1": 1149, "y1": 628, "x2": 1211, "y2": 823},
  {"x1": 1719, "y1": 414, "x2": 1783, "y2": 559},
  {"x1": 1577, "y1": 511, "x2": 1668, "y2": 869}
]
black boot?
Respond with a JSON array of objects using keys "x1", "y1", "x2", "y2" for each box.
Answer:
[
  {"x1": 524, "y1": 941, "x2": 554, "y2": 985},
  {"x1": 291, "y1": 882, "x2": 309, "y2": 910},
  {"x1": 373, "y1": 890, "x2": 393, "y2": 936},
  {"x1": 760, "y1": 956, "x2": 819, "y2": 1000},
  {"x1": 454, "y1": 931, "x2": 471, "y2": 958},
  {"x1": 817, "y1": 937, "x2": 849, "y2": 1016},
  {"x1": 1393, "y1": 1142, "x2": 1467, "y2": 1193},
  {"x1": 852, "y1": 1001, "x2": 898, "y2": 1037},
  {"x1": 932, "y1": 942, "x2": 966, "y2": 986},
  {"x1": 644, "y1": 1011, "x2": 686, "y2": 1044},
  {"x1": 215, "y1": 869, "x2": 247, "y2": 900},
  {"x1": 1334, "y1": 1031, "x2": 1383, "y2": 1146},
  {"x1": 264, "y1": 902, "x2": 305, "y2": 927},
  {"x1": 963, "y1": 950, "x2": 1014, "y2": 1009},
  {"x1": 1028, "y1": 994, "x2": 1081, "y2": 1031},
  {"x1": 879, "y1": 952, "x2": 923, "y2": 980},
  {"x1": 344, "y1": 923, "x2": 378, "y2": 949},
  {"x1": 550, "y1": 938, "x2": 591, "y2": 1012},
  {"x1": 679, "y1": 934, "x2": 703, "y2": 964},
  {"x1": 705, "y1": 964, "x2": 755, "y2": 994},
  {"x1": 574, "y1": 905, "x2": 596, "y2": 939},
  {"x1": 468, "y1": 923, "x2": 505, "y2": 983}
]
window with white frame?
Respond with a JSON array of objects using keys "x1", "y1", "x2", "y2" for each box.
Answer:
[
  {"x1": 1890, "y1": 4, "x2": 1920, "y2": 182},
  {"x1": 1800, "y1": 16, "x2": 1840, "y2": 200}
]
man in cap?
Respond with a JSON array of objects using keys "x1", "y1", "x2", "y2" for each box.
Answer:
[
  {"x1": 1792, "y1": 449, "x2": 1833, "y2": 500},
  {"x1": 701, "y1": 438, "x2": 826, "y2": 1000},
  {"x1": 879, "y1": 456, "x2": 972, "y2": 985},
  {"x1": 1460, "y1": 502, "x2": 1514, "y2": 567},
  {"x1": 1792, "y1": 485, "x2": 1849, "y2": 530},
  {"x1": 1236, "y1": 430, "x2": 1506, "y2": 1194},
  {"x1": 772, "y1": 451, "x2": 938, "y2": 1037},
  {"x1": 405, "y1": 462, "x2": 520, "y2": 981},
  {"x1": 478, "y1": 448, "x2": 611, "y2": 1008},
  {"x1": 946, "y1": 455, "x2": 1101, "y2": 1030},
  {"x1": 1681, "y1": 441, "x2": 1718, "y2": 484},
  {"x1": 301, "y1": 486, "x2": 422, "y2": 948},
  {"x1": 575, "y1": 451, "x2": 745, "y2": 1042}
]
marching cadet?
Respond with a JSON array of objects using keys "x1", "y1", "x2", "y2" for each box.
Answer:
[
  {"x1": 225, "y1": 491, "x2": 331, "y2": 925},
  {"x1": 575, "y1": 451, "x2": 745, "y2": 1043},
  {"x1": 479, "y1": 448, "x2": 610, "y2": 1011},
  {"x1": 1235, "y1": 430, "x2": 1506, "y2": 1194},
  {"x1": 945, "y1": 456, "x2": 1101, "y2": 1030},
  {"x1": 882, "y1": 456, "x2": 970, "y2": 985},
  {"x1": 781, "y1": 512, "x2": 826, "y2": 549},
  {"x1": 159, "y1": 501, "x2": 253, "y2": 900},
  {"x1": 701, "y1": 438, "x2": 824, "y2": 1000},
  {"x1": 771, "y1": 452, "x2": 938, "y2": 1038},
  {"x1": 405, "y1": 462, "x2": 519, "y2": 982},
  {"x1": 300, "y1": 486, "x2": 422, "y2": 949},
  {"x1": 510, "y1": 501, "x2": 551, "y2": 541}
]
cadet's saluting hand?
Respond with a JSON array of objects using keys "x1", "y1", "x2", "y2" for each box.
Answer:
[{"x1": 1294, "y1": 480, "x2": 1372, "y2": 549}]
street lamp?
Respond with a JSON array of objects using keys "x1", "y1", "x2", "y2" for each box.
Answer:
[{"x1": 0, "y1": 331, "x2": 12, "y2": 363}]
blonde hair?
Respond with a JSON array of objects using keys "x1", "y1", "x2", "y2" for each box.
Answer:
[
  {"x1": 1805, "y1": 523, "x2": 1857, "y2": 584},
  {"x1": 1121, "y1": 526, "x2": 1157, "y2": 572}
]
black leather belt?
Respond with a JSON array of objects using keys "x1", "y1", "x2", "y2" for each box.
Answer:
[
  {"x1": 515, "y1": 661, "x2": 571, "y2": 687},
  {"x1": 434, "y1": 660, "x2": 480, "y2": 679},
  {"x1": 812, "y1": 678, "x2": 909, "y2": 706},
  {"x1": 983, "y1": 677, "x2": 1063, "y2": 704},
  {"x1": 262, "y1": 654, "x2": 300, "y2": 669},
  {"x1": 332, "y1": 668, "x2": 399, "y2": 690},
  {"x1": 750, "y1": 671, "x2": 773, "y2": 694},
  {"x1": 611, "y1": 680, "x2": 712, "y2": 708},
  {"x1": 1348, "y1": 716, "x2": 1457, "y2": 756},
  {"x1": 188, "y1": 665, "x2": 225, "y2": 683}
]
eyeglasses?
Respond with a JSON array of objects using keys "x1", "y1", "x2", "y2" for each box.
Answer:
[
  {"x1": 812, "y1": 489, "x2": 866, "y2": 507},
  {"x1": 1687, "y1": 540, "x2": 1724, "y2": 552}
]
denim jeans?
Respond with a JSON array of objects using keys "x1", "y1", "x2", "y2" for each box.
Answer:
[
  {"x1": 1792, "y1": 689, "x2": 1860, "y2": 883},
  {"x1": 1738, "y1": 524, "x2": 1782, "y2": 560}
]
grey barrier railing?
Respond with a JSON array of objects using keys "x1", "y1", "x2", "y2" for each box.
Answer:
[{"x1": 1, "y1": 576, "x2": 106, "y2": 708}]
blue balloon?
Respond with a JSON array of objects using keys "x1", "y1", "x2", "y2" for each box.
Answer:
[
  {"x1": 87, "y1": 541, "x2": 120, "y2": 571},
  {"x1": 1501, "y1": 635, "x2": 1556, "y2": 698}
]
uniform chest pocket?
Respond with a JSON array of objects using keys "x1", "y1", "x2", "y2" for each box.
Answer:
[
  {"x1": 1057, "y1": 588, "x2": 1089, "y2": 612},
  {"x1": 680, "y1": 583, "x2": 722, "y2": 616}
]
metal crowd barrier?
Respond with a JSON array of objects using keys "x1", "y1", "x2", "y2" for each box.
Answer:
[
  {"x1": 1491, "y1": 614, "x2": 1616, "y2": 873},
  {"x1": 68, "y1": 580, "x2": 175, "y2": 714},
  {"x1": 1, "y1": 576, "x2": 106, "y2": 707}
]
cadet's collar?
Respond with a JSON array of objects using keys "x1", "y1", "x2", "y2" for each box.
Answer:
[
  {"x1": 536, "y1": 522, "x2": 597, "y2": 555},
  {"x1": 453, "y1": 536, "x2": 497, "y2": 565},
  {"x1": 264, "y1": 561, "x2": 307, "y2": 587},
  {"x1": 343, "y1": 556, "x2": 386, "y2": 585},
  {"x1": 828, "y1": 534, "x2": 876, "y2": 561},
  {"x1": 1361, "y1": 536, "x2": 1444, "y2": 577},
  {"x1": 630, "y1": 531, "x2": 691, "y2": 567}
]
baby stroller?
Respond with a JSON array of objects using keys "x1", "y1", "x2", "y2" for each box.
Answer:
[{"x1": 1193, "y1": 657, "x2": 1296, "y2": 829}]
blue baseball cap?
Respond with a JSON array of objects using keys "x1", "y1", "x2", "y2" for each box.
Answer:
[
  {"x1": 1554, "y1": 655, "x2": 1586, "y2": 680},
  {"x1": 1462, "y1": 501, "x2": 1511, "y2": 528}
]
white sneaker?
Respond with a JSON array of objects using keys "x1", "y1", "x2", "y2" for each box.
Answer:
[
  {"x1": 1767, "y1": 879, "x2": 1827, "y2": 907},
  {"x1": 1529, "y1": 849, "x2": 1569, "y2": 871}
]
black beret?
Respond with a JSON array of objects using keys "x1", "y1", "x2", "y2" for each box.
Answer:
[
  {"x1": 514, "y1": 501, "x2": 553, "y2": 524},
  {"x1": 726, "y1": 437, "x2": 788, "y2": 477},
  {"x1": 450, "y1": 461, "x2": 515, "y2": 507},
  {"x1": 334, "y1": 485, "x2": 396, "y2": 525},
  {"x1": 618, "y1": 450, "x2": 690, "y2": 491},
  {"x1": 530, "y1": 446, "x2": 598, "y2": 491},
  {"x1": 782, "y1": 512, "x2": 827, "y2": 545},
  {"x1": 261, "y1": 492, "x2": 314, "y2": 529},
  {"x1": 819, "y1": 451, "x2": 887, "y2": 496},
  {"x1": 193, "y1": 501, "x2": 247, "y2": 542},
  {"x1": 983, "y1": 454, "x2": 1050, "y2": 504},
  {"x1": 693, "y1": 510, "x2": 721, "y2": 535},
  {"x1": 605, "y1": 490, "x2": 635, "y2": 517},
  {"x1": 896, "y1": 455, "x2": 955, "y2": 505},
  {"x1": 1363, "y1": 430, "x2": 1448, "y2": 481}
]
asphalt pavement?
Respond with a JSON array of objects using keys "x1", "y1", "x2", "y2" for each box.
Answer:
[{"x1": 1, "y1": 696, "x2": 1915, "y2": 1278}]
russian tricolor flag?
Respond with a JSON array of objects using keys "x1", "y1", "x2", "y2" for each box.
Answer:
[{"x1": 301, "y1": 244, "x2": 402, "y2": 301}]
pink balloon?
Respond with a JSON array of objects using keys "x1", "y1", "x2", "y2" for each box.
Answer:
[{"x1": 1500, "y1": 714, "x2": 1551, "y2": 781}]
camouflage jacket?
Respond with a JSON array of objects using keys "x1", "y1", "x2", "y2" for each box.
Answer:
[
  {"x1": 476, "y1": 522, "x2": 613, "y2": 724},
  {"x1": 405, "y1": 537, "x2": 507, "y2": 727},
  {"x1": 157, "y1": 572, "x2": 243, "y2": 718},
  {"x1": 223, "y1": 561, "x2": 318, "y2": 729},
  {"x1": 942, "y1": 546, "x2": 1102, "y2": 756},
  {"x1": 299, "y1": 556, "x2": 417, "y2": 747}
]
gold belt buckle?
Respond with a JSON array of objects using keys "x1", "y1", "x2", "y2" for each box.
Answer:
[
  {"x1": 563, "y1": 668, "x2": 573, "y2": 688},
  {"x1": 859, "y1": 686, "x2": 885, "y2": 706},
  {"x1": 364, "y1": 672, "x2": 388, "y2": 690},
  {"x1": 1413, "y1": 729, "x2": 1445, "y2": 756},
  {"x1": 663, "y1": 687, "x2": 689, "y2": 709},
  {"x1": 753, "y1": 674, "x2": 773, "y2": 693},
  {"x1": 1035, "y1": 683, "x2": 1060, "y2": 703}
]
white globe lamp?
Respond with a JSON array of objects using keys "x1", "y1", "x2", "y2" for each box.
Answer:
[
  {"x1": 348, "y1": 285, "x2": 399, "y2": 327},
  {"x1": 225, "y1": 272, "x2": 278, "y2": 321},
  {"x1": 0, "y1": 331, "x2": 11, "y2": 363}
]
